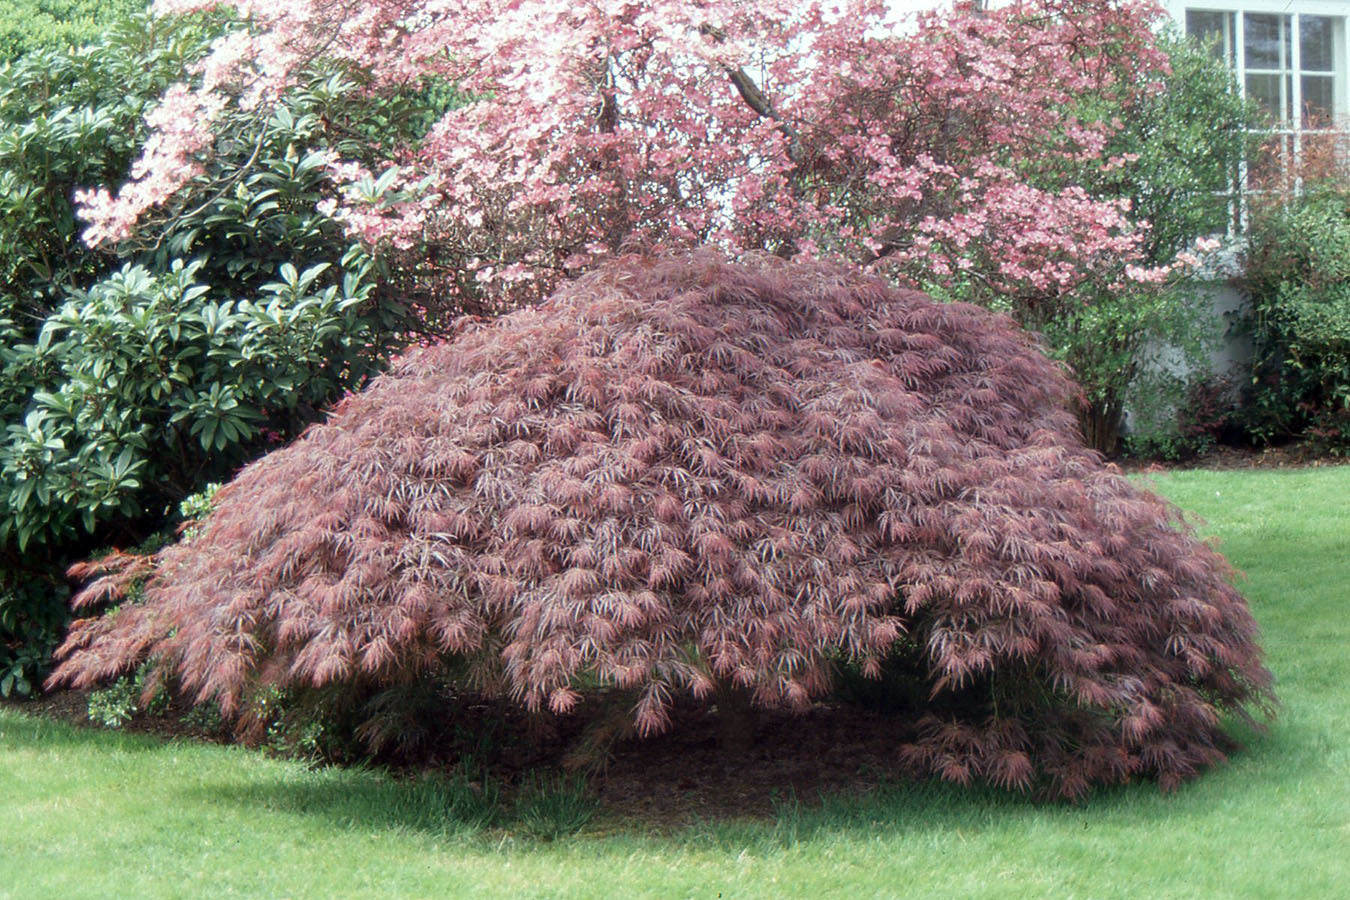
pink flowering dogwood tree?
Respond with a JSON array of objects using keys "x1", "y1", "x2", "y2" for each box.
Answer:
[{"x1": 80, "y1": 0, "x2": 1205, "y2": 319}]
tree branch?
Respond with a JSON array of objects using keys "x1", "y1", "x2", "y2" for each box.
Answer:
[{"x1": 700, "y1": 25, "x2": 805, "y2": 166}]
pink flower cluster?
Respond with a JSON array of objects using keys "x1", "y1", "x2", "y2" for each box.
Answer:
[
  {"x1": 81, "y1": 0, "x2": 1180, "y2": 309},
  {"x1": 76, "y1": 84, "x2": 225, "y2": 246}
]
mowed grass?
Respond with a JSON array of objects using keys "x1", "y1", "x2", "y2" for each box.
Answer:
[{"x1": 2, "y1": 466, "x2": 1348, "y2": 899}]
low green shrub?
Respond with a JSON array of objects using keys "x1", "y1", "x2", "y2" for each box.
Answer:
[
  {"x1": 1242, "y1": 186, "x2": 1350, "y2": 453},
  {"x1": 1124, "y1": 376, "x2": 1241, "y2": 461},
  {"x1": 86, "y1": 660, "x2": 168, "y2": 727},
  {"x1": 179, "y1": 699, "x2": 225, "y2": 734}
]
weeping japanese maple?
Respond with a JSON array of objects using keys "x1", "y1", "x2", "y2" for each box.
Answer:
[{"x1": 51, "y1": 254, "x2": 1272, "y2": 798}]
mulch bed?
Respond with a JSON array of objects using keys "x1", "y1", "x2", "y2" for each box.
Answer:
[
  {"x1": 584, "y1": 703, "x2": 914, "y2": 826},
  {"x1": 1115, "y1": 443, "x2": 1342, "y2": 474}
]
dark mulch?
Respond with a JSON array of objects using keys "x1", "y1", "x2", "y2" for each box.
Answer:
[
  {"x1": 586, "y1": 703, "x2": 912, "y2": 826},
  {"x1": 2, "y1": 687, "x2": 89, "y2": 725},
  {"x1": 1115, "y1": 442, "x2": 1343, "y2": 474}
]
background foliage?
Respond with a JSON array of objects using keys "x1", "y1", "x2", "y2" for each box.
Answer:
[
  {"x1": 0, "y1": 8, "x2": 450, "y2": 694},
  {"x1": 1243, "y1": 186, "x2": 1350, "y2": 454},
  {"x1": 0, "y1": 11, "x2": 219, "y2": 324},
  {"x1": 0, "y1": 0, "x2": 143, "y2": 61},
  {"x1": 91, "y1": 2, "x2": 1253, "y2": 457},
  {"x1": 987, "y1": 28, "x2": 1257, "y2": 454}
]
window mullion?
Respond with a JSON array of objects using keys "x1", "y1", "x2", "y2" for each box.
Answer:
[
  {"x1": 1293, "y1": 13, "x2": 1304, "y2": 193},
  {"x1": 1282, "y1": 14, "x2": 1291, "y2": 125},
  {"x1": 1236, "y1": 11, "x2": 1246, "y2": 98},
  {"x1": 1236, "y1": 10, "x2": 1249, "y2": 228}
]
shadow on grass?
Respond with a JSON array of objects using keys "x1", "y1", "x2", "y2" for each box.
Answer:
[
  {"x1": 171, "y1": 768, "x2": 1035, "y2": 847},
  {"x1": 176, "y1": 766, "x2": 502, "y2": 839},
  {"x1": 179, "y1": 764, "x2": 610, "y2": 842},
  {"x1": 679, "y1": 773, "x2": 1253, "y2": 854},
  {"x1": 672, "y1": 714, "x2": 1305, "y2": 852},
  {"x1": 173, "y1": 751, "x2": 1291, "y2": 852},
  {"x1": 2, "y1": 702, "x2": 1290, "y2": 847}
]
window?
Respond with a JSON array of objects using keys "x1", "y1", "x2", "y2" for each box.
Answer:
[
  {"x1": 1184, "y1": 5, "x2": 1349, "y2": 207},
  {"x1": 1185, "y1": 8, "x2": 1345, "y2": 128}
]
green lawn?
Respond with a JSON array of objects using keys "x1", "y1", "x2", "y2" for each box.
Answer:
[{"x1": 2, "y1": 467, "x2": 1348, "y2": 899}]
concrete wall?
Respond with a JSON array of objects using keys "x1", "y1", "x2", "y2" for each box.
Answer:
[
  {"x1": 1196, "y1": 278, "x2": 1254, "y2": 379},
  {"x1": 1123, "y1": 278, "x2": 1253, "y2": 436}
]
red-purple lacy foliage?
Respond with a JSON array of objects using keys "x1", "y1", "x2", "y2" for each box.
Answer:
[{"x1": 51, "y1": 254, "x2": 1272, "y2": 798}]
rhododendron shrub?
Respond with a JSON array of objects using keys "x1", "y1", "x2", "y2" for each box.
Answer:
[
  {"x1": 1, "y1": 9, "x2": 467, "y2": 556},
  {"x1": 52, "y1": 255, "x2": 1273, "y2": 798},
  {"x1": 0, "y1": 0, "x2": 143, "y2": 62},
  {"x1": 0, "y1": 8, "x2": 458, "y2": 695}
]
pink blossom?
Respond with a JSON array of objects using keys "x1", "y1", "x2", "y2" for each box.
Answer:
[
  {"x1": 76, "y1": 84, "x2": 224, "y2": 245},
  {"x1": 83, "y1": 0, "x2": 1179, "y2": 311}
]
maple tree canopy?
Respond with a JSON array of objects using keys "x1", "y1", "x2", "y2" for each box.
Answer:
[{"x1": 52, "y1": 253, "x2": 1272, "y2": 797}]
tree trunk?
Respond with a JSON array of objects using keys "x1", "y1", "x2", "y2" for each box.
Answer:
[{"x1": 1079, "y1": 398, "x2": 1124, "y2": 457}]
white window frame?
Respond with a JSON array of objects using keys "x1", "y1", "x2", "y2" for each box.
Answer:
[
  {"x1": 1171, "y1": 2, "x2": 1349, "y2": 127},
  {"x1": 1173, "y1": 2, "x2": 1350, "y2": 230}
]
